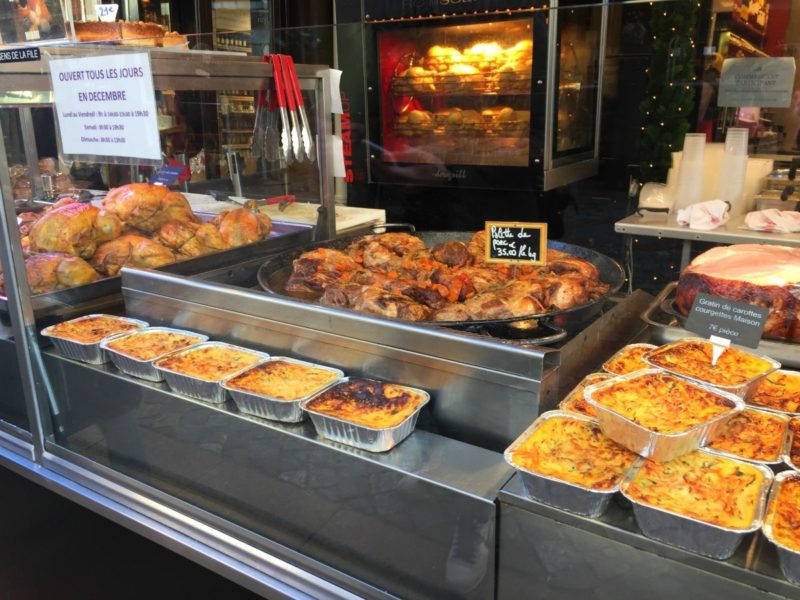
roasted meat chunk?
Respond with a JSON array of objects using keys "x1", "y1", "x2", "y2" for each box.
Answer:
[
  {"x1": 29, "y1": 202, "x2": 122, "y2": 259},
  {"x1": 102, "y1": 183, "x2": 197, "y2": 233},
  {"x1": 285, "y1": 248, "x2": 358, "y2": 295},
  {"x1": 352, "y1": 287, "x2": 431, "y2": 321},
  {"x1": 214, "y1": 208, "x2": 272, "y2": 247},
  {"x1": 91, "y1": 234, "x2": 175, "y2": 276},
  {"x1": 155, "y1": 220, "x2": 227, "y2": 257},
  {"x1": 432, "y1": 240, "x2": 472, "y2": 268}
]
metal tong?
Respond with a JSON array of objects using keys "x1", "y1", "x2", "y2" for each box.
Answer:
[
  {"x1": 265, "y1": 54, "x2": 315, "y2": 164},
  {"x1": 283, "y1": 55, "x2": 315, "y2": 162},
  {"x1": 268, "y1": 54, "x2": 293, "y2": 164}
]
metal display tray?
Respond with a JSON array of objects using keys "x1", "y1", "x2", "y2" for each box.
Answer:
[
  {"x1": 643, "y1": 282, "x2": 800, "y2": 369},
  {"x1": 300, "y1": 378, "x2": 430, "y2": 453},
  {"x1": 620, "y1": 453, "x2": 774, "y2": 560},
  {"x1": 41, "y1": 314, "x2": 149, "y2": 365},
  {"x1": 221, "y1": 356, "x2": 344, "y2": 423},
  {"x1": 100, "y1": 327, "x2": 209, "y2": 382},
  {"x1": 1, "y1": 220, "x2": 313, "y2": 320},
  {"x1": 503, "y1": 411, "x2": 636, "y2": 518},
  {"x1": 584, "y1": 369, "x2": 745, "y2": 463},
  {"x1": 763, "y1": 471, "x2": 800, "y2": 585},
  {"x1": 154, "y1": 342, "x2": 270, "y2": 404}
]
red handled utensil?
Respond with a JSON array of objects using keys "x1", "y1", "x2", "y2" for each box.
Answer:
[{"x1": 285, "y1": 55, "x2": 315, "y2": 163}]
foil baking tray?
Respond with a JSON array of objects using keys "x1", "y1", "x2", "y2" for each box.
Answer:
[
  {"x1": 642, "y1": 282, "x2": 800, "y2": 370},
  {"x1": 621, "y1": 452, "x2": 774, "y2": 560},
  {"x1": 781, "y1": 417, "x2": 800, "y2": 472},
  {"x1": 702, "y1": 407, "x2": 790, "y2": 466},
  {"x1": 300, "y1": 378, "x2": 430, "y2": 452},
  {"x1": 644, "y1": 337, "x2": 780, "y2": 397},
  {"x1": 584, "y1": 369, "x2": 745, "y2": 462},
  {"x1": 41, "y1": 314, "x2": 149, "y2": 365},
  {"x1": 221, "y1": 357, "x2": 344, "y2": 422},
  {"x1": 602, "y1": 343, "x2": 657, "y2": 376},
  {"x1": 557, "y1": 372, "x2": 613, "y2": 418},
  {"x1": 100, "y1": 327, "x2": 209, "y2": 382},
  {"x1": 763, "y1": 471, "x2": 800, "y2": 585},
  {"x1": 504, "y1": 411, "x2": 636, "y2": 518},
  {"x1": 154, "y1": 342, "x2": 269, "y2": 404},
  {"x1": 744, "y1": 370, "x2": 800, "y2": 416}
]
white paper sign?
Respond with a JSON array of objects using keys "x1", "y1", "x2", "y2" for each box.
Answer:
[
  {"x1": 95, "y1": 4, "x2": 119, "y2": 22},
  {"x1": 49, "y1": 53, "x2": 161, "y2": 161},
  {"x1": 718, "y1": 57, "x2": 796, "y2": 108}
]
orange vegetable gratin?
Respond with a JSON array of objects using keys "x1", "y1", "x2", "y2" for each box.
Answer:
[
  {"x1": 602, "y1": 344, "x2": 655, "y2": 376},
  {"x1": 225, "y1": 360, "x2": 340, "y2": 401},
  {"x1": 767, "y1": 476, "x2": 800, "y2": 551},
  {"x1": 155, "y1": 345, "x2": 263, "y2": 381},
  {"x1": 706, "y1": 408, "x2": 788, "y2": 463},
  {"x1": 558, "y1": 373, "x2": 612, "y2": 418},
  {"x1": 45, "y1": 315, "x2": 142, "y2": 343},
  {"x1": 747, "y1": 371, "x2": 800, "y2": 414},
  {"x1": 106, "y1": 330, "x2": 203, "y2": 361},
  {"x1": 788, "y1": 418, "x2": 800, "y2": 470}
]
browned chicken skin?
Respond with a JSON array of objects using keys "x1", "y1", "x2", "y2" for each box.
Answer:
[
  {"x1": 102, "y1": 183, "x2": 197, "y2": 233},
  {"x1": 29, "y1": 202, "x2": 123, "y2": 259},
  {"x1": 214, "y1": 208, "x2": 272, "y2": 248},
  {"x1": 0, "y1": 252, "x2": 99, "y2": 295},
  {"x1": 91, "y1": 234, "x2": 175, "y2": 276},
  {"x1": 155, "y1": 220, "x2": 228, "y2": 257}
]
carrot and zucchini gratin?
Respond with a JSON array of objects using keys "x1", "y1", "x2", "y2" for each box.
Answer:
[
  {"x1": 225, "y1": 360, "x2": 340, "y2": 401},
  {"x1": 706, "y1": 408, "x2": 788, "y2": 463},
  {"x1": 304, "y1": 379, "x2": 426, "y2": 429},
  {"x1": 646, "y1": 340, "x2": 775, "y2": 387},
  {"x1": 788, "y1": 418, "x2": 800, "y2": 470},
  {"x1": 624, "y1": 451, "x2": 766, "y2": 529},
  {"x1": 154, "y1": 344, "x2": 263, "y2": 381},
  {"x1": 602, "y1": 344, "x2": 655, "y2": 376},
  {"x1": 558, "y1": 373, "x2": 613, "y2": 418},
  {"x1": 747, "y1": 371, "x2": 800, "y2": 414},
  {"x1": 105, "y1": 330, "x2": 203, "y2": 361},
  {"x1": 767, "y1": 476, "x2": 800, "y2": 551},
  {"x1": 588, "y1": 371, "x2": 736, "y2": 434},
  {"x1": 45, "y1": 315, "x2": 142, "y2": 343},
  {"x1": 510, "y1": 415, "x2": 638, "y2": 490}
]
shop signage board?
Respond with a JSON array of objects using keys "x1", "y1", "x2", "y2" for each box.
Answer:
[
  {"x1": 684, "y1": 293, "x2": 768, "y2": 349},
  {"x1": 0, "y1": 46, "x2": 40, "y2": 64},
  {"x1": 49, "y1": 52, "x2": 162, "y2": 162},
  {"x1": 718, "y1": 57, "x2": 796, "y2": 108},
  {"x1": 484, "y1": 221, "x2": 547, "y2": 265}
]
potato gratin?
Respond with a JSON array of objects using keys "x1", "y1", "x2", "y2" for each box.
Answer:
[
  {"x1": 304, "y1": 379, "x2": 426, "y2": 429},
  {"x1": 44, "y1": 315, "x2": 142, "y2": 343},
  {"x1": 646, "y1": 340, "x2": 775, "y2": 387},
  {"x1": 588, "y1": 371, "x2": 736, "y2": 434},
  {"x1": 225, "y1": 360, "x2": 340, "y2": 401},
  {"x1": 105, "y1": 330, "x2": 203, "y2": 361},
  {"x1": 747, "y1": 371, "x2": 800, "y2": 414},
  {"x1": 706, "y1": 408, "x2": 788, "y2": 463},
  {"x1": 767, "y1": 476, "x2": 800, "y2": 551},
  {"x1": 624, "y1": 451, "x2": 765, "y2": 529},
  {"x1": 154, "y1": 344, "x2": 263, "y2": 381},
  {"x1": 558, "y1": 373, "x2": 613, "y2": 418},
  {"x1": 602, "y1": 344, "x2": 656, "y2": 376},
  {"x1": 510, "y1": 415, "x2": 638, "y2": 490}
]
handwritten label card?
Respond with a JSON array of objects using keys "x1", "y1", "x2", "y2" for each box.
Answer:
[
  {"x1": 95, "y1": 4, "x2": 119, "y2": 22},
  {"x1": 485, "y1": 221, "x2": 547, "y2": 265},
  {"x1": 684, "y1": 293, "x2": 768, "y2": 349},
  {"x1": 49, "y1": 52, "x2": 161, "y2": 161}
]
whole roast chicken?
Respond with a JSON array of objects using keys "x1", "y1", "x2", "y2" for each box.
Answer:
[
  {"x1": 28, "y1": 201, "x2": 122, "y2": 259},
  {"x1": 91, "y1": 234, "x2": 175, "y2": 276},
  {"x1": 154, "y1": 220, "x2": 228, "y2": 258},
  {"x1": 102, "y1": 183, "x2": 197, "y2": 233},
  {"x1": 214, "y1": 208, "x2": 272, "y2": 248},
  {"x1": 0, "y1": 253, "x2": 99, "y2": 295}
]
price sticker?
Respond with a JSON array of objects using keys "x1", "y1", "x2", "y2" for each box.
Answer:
[
  {"x1": 95, "y1": 4, "x2": 119, "y2": 22},
  {"x1": 484, "y1": 221, "x2": 547, "y2": 265}
]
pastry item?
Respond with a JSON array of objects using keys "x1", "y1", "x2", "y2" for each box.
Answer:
[
  {"x1": 120, "y1": 21, "x2": 166, "y2": 46},
  {"x1": 425, "y1": 45, "x2": 462, "y2": 72},
  {"x1": 73, "y1": 21, "x2": 121, "y2": 42},
  {"x1": 437, "y1": 63, "x2": 484, "y2": 93}
]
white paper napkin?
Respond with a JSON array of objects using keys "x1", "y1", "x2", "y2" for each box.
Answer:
[
  {"x1": 676, "y1": 199, "x2": 730, "y2": 230},
  {"x1": 744, "y1": 209, "x2": 800, "y2": 233}
]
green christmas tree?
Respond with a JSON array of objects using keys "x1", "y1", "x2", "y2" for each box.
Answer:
[{"x1": 639, "y1": 1, "x2": 700, "y2": 183}]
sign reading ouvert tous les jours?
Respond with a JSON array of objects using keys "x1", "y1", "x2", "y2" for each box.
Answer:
[{"x1": 49, "y1": 52, "x2": 162, "y2": 161}]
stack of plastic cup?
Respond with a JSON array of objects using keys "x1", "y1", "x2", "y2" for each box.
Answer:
[
  {"x1": 716, "y1": 128, "x2": 749, "y2": 217},
  {"x1": 672, "y1": 133, "x2": 706, "y2": 212}
]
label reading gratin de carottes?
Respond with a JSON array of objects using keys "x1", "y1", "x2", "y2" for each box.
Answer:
[
  {"x1": 106, "y1": 330, "x2": 202, "y2": 361},
  {"x1": 590, "y1": 371, "x2": 735, "y2": 434},
  {"x1": 558, "y1": 373, "x2": 613, "y2": 419},
  {"x1": 511, "y1": 416, "x2": 638, "y2": 490},
  {"x1": 747, "y1": 371, "x2": 800, "y2": 414},
  {"x1": 305, "y1": 379, "x2": 425, "y2": 429},
  {"x1": 602, "y1": 344, "x2": 655, "y2": 376},
  {"x1": 768, "y1": 477, "x2": 800, "y2": 551},
  {"x1": 154, "y1": 345, "x2": 262, "y2": 381},
  {"x1": 624, "y1": 451, "x2": 765, "y2": 529},
  {"x1": 646, "y1": 340, "x2": 774, "y2": 387},
  {"x1": 706, "y1": 408, "x2": 787, "y2": 462},
  {"x1": 226, "y1": 360, "x2": 340, "y2": 401},
  {"x1": 46, "y1": 315, "x2": 141, "y2": 343}
]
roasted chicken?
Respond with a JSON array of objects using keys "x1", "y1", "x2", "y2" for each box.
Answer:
[
  {"x1": 214, "y1": 208, "x2": 272, "y2": 247},
  {"x1": 155, "y1": 220, "x2": 228, "y2": 258},
  {"x1": 91, "y1": 234, "x2": 175, "y2": 276},
  {"x1": 29, "y1": 201, "x2": 122, "y2": 259},
  {"x1": 0, "y1": 252, "x2": 99, "y2": 295},
  {"x1": 102, "y1": 183, "x2": 197, "y2": 233}
]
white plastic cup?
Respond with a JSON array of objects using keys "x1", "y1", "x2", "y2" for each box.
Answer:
[
  {"x1": 672, "y1": 134, "x2": 706, "y2": 211},
  {"x1": 717, "y1": 128, "x2": 749, "y2": 216}
]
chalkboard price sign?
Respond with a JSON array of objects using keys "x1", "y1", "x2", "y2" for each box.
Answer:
[{"x1": 485, "y1": 221, "x2": 547, "y2": 265}]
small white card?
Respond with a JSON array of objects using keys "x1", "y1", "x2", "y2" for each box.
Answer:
[{"x1": 95, "y1": 4, "x2": 119, "y2": 22}]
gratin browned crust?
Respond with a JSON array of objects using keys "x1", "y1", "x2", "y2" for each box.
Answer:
[
  {"x1": 747, "y1": 371, "x2": 800, "y2": 414},
  {"x1": 510, "y1": 416, "x2": 638, "y2": 490},
  {"x1": 106, "y1": 331, "x2": 203, "y2": 361},
  {"x1": 602, "y1": 344, "x2": 655, "y2": 376},
  {"x1": 768, "y1": 477, "x2": 800, "y2": 551},
  {"x1": 305, "y1": 379, "x2": 426, "y2": 428},
  {"x1": 155, "y1": 345, "x2": 262, "y2": 381},
  {"x1": 624, "y1": 451, "x2": 765, "y2": 529},
  {"x1": 646, "y1": 340, "x2": 774, "y2": 387},
  {"x1": 558, "y1": 373, "x2": 613, "y2": 418},
  {"x1": 788, "y1": 418, "x2": 800, "y2": 469},
  {"x1": 46, "y1": 315, "x2": 141, "y2": 343},
  {"x1": 589, "y1": 371, "x2": 735, "y2": 434},
  {"x1": 226, "y1": 360, "x2": 339, "y2": 401},
  {"x1": 706, "y1": 408, "x2": 788, "y2": 462}
]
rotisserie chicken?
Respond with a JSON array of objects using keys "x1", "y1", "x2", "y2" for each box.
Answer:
[
  {"x1": 0, "y1": 252, "x2": 99, "y2": 294},
  {"x1": 213, "y1": 208, "x2": 272, "y2": 248},
  {"x1": 155, "y1": 220, "x2": 228, "y2": 257},
  {"x1": 28, "y1": 201, "x2": 122, "y2": 259},
  {"x1": 91, "y1": 234, "x2": 175, "y2": 276},
  {"x1": 102, "y1": 183, "x2": 197, "y2": 233}
]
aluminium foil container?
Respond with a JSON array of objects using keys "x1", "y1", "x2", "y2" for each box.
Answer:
[
  {"x1": 762, "y1": 470, "x2": 800, "y2": 585},
  {"x1": 41, "y1": 314, "x2": 149, "y2": 365}
]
